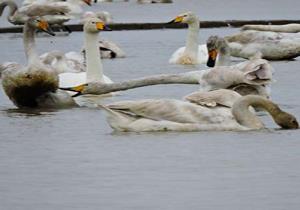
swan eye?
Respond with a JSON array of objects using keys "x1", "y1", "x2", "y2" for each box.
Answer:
[{"x1": 91, "y1": 21, "x2": 96, "y2": 24}]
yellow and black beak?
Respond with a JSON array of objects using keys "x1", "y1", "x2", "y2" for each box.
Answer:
[
  {"x1": 96, "y1": 22, "x2": 112, "y2": 31},
  {"x1": 83, "y1": 0, "x2": 92, "y2": 6},
  {"x1": 207, "y1": 49, "x2": 218, "y2": 68},
  {"x1": 38, "y1": 20, "x2": 55, "y2": 36},
  {"x1": 60, "y1": 84, "x2": 87, "y2": 97},
  {"x1": 167, "y1": 16, "x2": 184, "y2": 24}
]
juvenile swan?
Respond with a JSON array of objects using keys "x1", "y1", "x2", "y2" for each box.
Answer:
[
  {"x1": 168, "y1": 11, "x2": 208, "y2": 65},
  {"x1": 100, "y1": 92, "x2": 298, "y2": 132},
  {"x1": 1, "y1": 17, "x2": 76, "y2": 108},
  {"x1": 225, "y1": 30, "x2": 300, "y2": 60},
  {"x1": 206, "y1": 35, "x2": 231, "y2": 67}
]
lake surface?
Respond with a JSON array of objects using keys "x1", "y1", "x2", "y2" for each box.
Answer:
[{"x1": 1, "y1": 21, "x2": 300, "y2": 210}]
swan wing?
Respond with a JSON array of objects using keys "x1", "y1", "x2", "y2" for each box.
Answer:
[{"x1": 184, "y1": 89, "x2": 242, "y2": 108}]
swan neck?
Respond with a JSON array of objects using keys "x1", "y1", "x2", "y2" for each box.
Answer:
[
  {"x1": 216, "y1": 42, "x2": 231, "y2": 66},
  {"x1": 23, "y1": 22, "x2": 39, "y2": 65},
  {"x1": 0, "y1": 1, "x2": 18, "y2": 21},
  {"x1": 84, "y1": 30, "x2": 104, "y2": 83},
  {"x1": 185, "y1": 21, "x2": 199, "y2": 55},
  {"x1": 232, "y1": 95, "x2": 281, "y2": 129}
]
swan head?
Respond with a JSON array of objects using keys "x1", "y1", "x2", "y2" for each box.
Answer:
[
  {"x1": 168, "y1": 11, "x2": 198, "y2": 24},
  {"x1": 83, "y1": 17, "x2": 111, "y2": 33},
  {"x1": 274, "y1": 111, "x2": 299, "y2": 129},
  {"x1": 206, "y1": 36, "x2": 229, "y2": 67},
  {"x1": 28, "y1": 17, "x2": 55, "y2": 36}
]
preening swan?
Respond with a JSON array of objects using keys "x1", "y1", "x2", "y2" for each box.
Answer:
[
  {"x1": 241, "y1": 24, "x2": 300, "y2": 33},
  {"x1": 62, "y1": 58, "x2": 272, "y2": 98},
  {"x1": 225, "y1": 30, "x2": 300, "y2": 60},
  {"x1": 99, "y1": 90, "x2": 298, "y2": 132},
  {"x1": 59, "y1": 17, "x2": 113, "y2": 91},
  {"x1": 168, "y1": 11, "x2": 208, "y2": 65},
  {"x1": 1, "y1": 17, "x2": 76, "y2": 108}
]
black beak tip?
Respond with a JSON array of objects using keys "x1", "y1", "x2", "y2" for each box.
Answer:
[{"x1": 207, "y1": 58, "x2": 216, "y2": 68}]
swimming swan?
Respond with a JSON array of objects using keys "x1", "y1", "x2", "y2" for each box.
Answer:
[
  {"x1": 225, "y1": 30, "x2": 300, "y2": 60},
  {"x1": 241, "y1": 23, "x2": 300, "y2": 33},
  {"x1": 99, "y1": 91, "x2": 298, "y2": 132},
  {"x1": 59, "y1": 17, "x2": 113, "y2": 91},
  {"x1": 1, "y1": 17, "x2": 76, "y2": 108},
  {"x1": 62, "y1": 58, "x2": 272, "y2": 98},
  {"x1": 168, "y1": 11, "x2": 208, "y2": 65}
]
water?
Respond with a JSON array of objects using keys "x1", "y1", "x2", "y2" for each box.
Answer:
[{"x1": 1, "y1": 26, "x2": 300, "y2": 209}]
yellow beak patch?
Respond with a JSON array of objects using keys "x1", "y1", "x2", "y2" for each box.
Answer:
[
  {"x1": 38, "y1": 20, "x2": 49, "y2": 31},
  {"x1": 96, "y1": 22, "x2": 105, "y2": 30},
  {"x1": 174, "y1": 16, "x2": 184, "y2": 23},
  {"x1": 208, "y1": 49, "x2": 218, "y2": 60}
]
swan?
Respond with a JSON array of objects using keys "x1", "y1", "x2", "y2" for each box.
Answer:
[
  {"x1": 241, "y1": 24, "x2": 300, "y2": 33},
  {"x1": 40, "y1": 50, "x2": 85, "y2": 73},
  {"x1": 206, "y1": 35, "x2": 231, "y2": 67},
  {"x1": 225, "y1": 30, "x2": 300, "y2": 60},
  {"x1": 99, "y1": 90, "x2": 298, "y2": 132},
  {"x1": 22, "y1": 0, "x2": 91, "y2": 15},
  {"x1": 1, "y1": 17, "x2": 76, "y2": 108},
  {"x1": 0, "y1": 0, "x2": 72, "y2": 32},
  {"x1": 61, "y1": 58, "x2": 273, "y2": 99},
  {"x1": 168, "y1": 11, "x2": 208, "y2": 65},
  {"x1": 59, "y1": 17, "x2": 113, "y2": 92},
  {"x1": 80, "y1": 11, "x2": 125, "y2": 59}
]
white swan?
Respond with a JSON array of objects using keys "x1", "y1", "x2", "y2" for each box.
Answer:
[
  {"x1": 99, "y1": 90, "x2": 298, "y2": 132},
  {"x1": 241, "y1": 24, "x2": 300, "y2": 33},
  {"x1": 22, "y1": 0, "x2": 91, "y2": 15},
  {"x1": 59, "y1": 17, "x2": 113, "y2": 91},
  {"x1": 80, "y1": 11, "x2": 125, "y2": 59},
  {"x1": 225, "y1": 30, "x2": 300, "y2": 60},
  {"x1": 0, "y1": 0, "x2": 72, "y2": 32},
  {"x1": 168, "y1": 11, "x2": 208, "y2": 65},
  {"x1": 1, "y1": 17, "x2": 76, "y2": 108}
]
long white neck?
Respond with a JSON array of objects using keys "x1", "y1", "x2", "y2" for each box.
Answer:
[
  {"x1": 216, "y1": 42, "x2": 231, "y2": 66},
  {"x1": 84, "y1": 31, "x2": 104, "y2": 83},
  {"x1": 184, "y1": 20, "x2": 199, "y2": 56},
  {"x1": 23, "y1": 22, "x2": 40, "y2": 65},
  {"x1": 232, "y1": 95, "x2": 282, "y2": 129}
]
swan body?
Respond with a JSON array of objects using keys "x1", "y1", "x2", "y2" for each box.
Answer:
[
  {"x1": 1, "y1": 17, "x2": 77, "y2": 108},
  {"x1": 0, "y1": 0, "x2": 72, "y2": 26},
  {"x1": 168, "y1": 12, "x2": 208, "y2": 65},
  {"x1": 226, "y1": 30, "x2": 300, "y2": 60},
  {"x1": 100, "y1": 91, "x2": 298, "y2": 132},
  {"x1": 22, "y1": 0, "x2": 91, "y2": 15},
  {"x1": 59, "y1": 17, "x2": 113, "y2": 91},
  {"x1": 241, "y1": 24, "x2": 300, "y2": 33}
]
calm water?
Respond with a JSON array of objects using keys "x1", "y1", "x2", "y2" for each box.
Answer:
[{"x1": 0, "y1": 26, "x2": 300, "y2": 209}]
